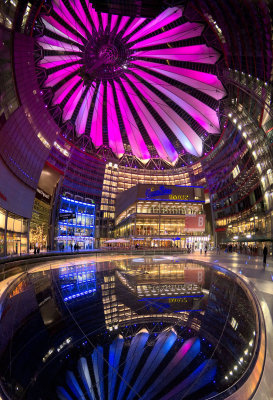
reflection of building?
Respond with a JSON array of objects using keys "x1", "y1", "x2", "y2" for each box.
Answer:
[
  {"x1": 56, "y1": 195, "x2": 96, "y2": 250},
  {"x1": 115, "y1": 184, "x2": 211, "y2": 248},
  {"x1": 59, "y1": 265, "x2": 96, "y2": 302},
  {"x1": 101, "y1": 263, "x2": 205, "y2": 331}
]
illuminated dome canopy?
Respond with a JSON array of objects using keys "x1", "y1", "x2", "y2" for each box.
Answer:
[{"x1": 35, "y1": 1, "x2": 226, "y2": 164}]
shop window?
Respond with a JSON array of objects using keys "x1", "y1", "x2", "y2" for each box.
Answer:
[
  {"x1": 0, "y1": 209, "x2": 5, "y2": 229},
  {"x1": 7, "y1": 216, "x2": 14, "y2": 231},
  {"x1": 13, "y1": 218, "x2": 22, "y2": 233}
]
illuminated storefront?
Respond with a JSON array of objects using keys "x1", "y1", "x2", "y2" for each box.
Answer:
[
  {"x1": 0, "y1": 206, "x2": 28, "y2": 256},
  {"x1": 56, "y1": 196, "x2": 96, "y2": 250},
  {"x1": 115, "y1": 184, "x2": 212, "y2": 248},
  {"x1": 29, "y1": 188, "x2": 51, "y2": 251}
]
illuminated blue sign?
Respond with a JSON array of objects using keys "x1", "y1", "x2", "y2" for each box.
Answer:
[{"x1": 145, "y1": 185, "x2": 172, "y2": 199}]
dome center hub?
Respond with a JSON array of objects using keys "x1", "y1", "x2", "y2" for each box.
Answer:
[{"x1": 98, "y1": 44, "x2": 118, "y2": 64}]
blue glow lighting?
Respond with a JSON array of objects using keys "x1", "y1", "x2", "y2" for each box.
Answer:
[
  {"x1": 60, "y1": 266, "x2": 96, "y2": 301},
  {"x1": 58, "y1": 222, "x2": 94, "y2": 228},
  {"x1": 58, "y1": 197, "x2": 96, "y2": 244},
  {"x1": 62, "y1": 196, "x2": 95, "y2": 206},
  {"x1": 59, "y1": 209, "x2": 94, "y2": 216},
  {"x1": 64, "y1": 288, "x2": 96, "y2": 302}
]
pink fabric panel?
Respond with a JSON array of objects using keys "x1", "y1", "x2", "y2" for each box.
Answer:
[
  {"x1": 122, "y1": 17, "x2": 146, "y2": 38},
  {"x1": 86, "y1": 1, "x2": 100, "y2": 32},
  {"x1": 101, "y1": 12, "x2": 108, "y2": 31},
  {"x1": 131, "y1": 60, "x2": 226, "y2": 100},
  {"x1": 131, "y1": 23, "x2": 204, "y2": 49},
  {"x1": 127, "y1": 7, "x2": 182, "y2": 43},
  {"x1": 39, "y1": 55, "x2": 81, "y2": 64},
  {"x1": 116, "y1": 16, "x2": 130, "y2": 34},
  {"x1": 38, "y1": 36, "x2": 80, "y2": 52},
  {"x1": 113, "y1": 81, "x2": 150, "y2": 161},
  {"x1": 53, "y1": 0, "x2": 87, "y2": 40},
  {"x1": 121, "y1": 78, "x2": 178, "y2": 164},
  {"x1": 133, "y1": 69, "x2": 220, "y2": 133},
  {"x1": 125, "y1": 74, "x2": 203, "y2": 156},
  {"x1": 133, "y1": 44, "x2": 220, "y2": 64},
  {"x1": 42, "y1": 15, "x2": 84, "y2": 44},
  {"x1": 110, "y1": 14, "x2": 119, "y2": 32},
  {"x1": 42, "y1": 18, "x2": 82, "y2": 45},
  {"x1": 45, "y1": 65, "x2": 80, "y2": 87},
  {"x1": 107, "y1": 83, "x2": 125, "y2": 157},
  {"x1": 62, "y1": 81, "x2": 85, "y2": 121},
  {"x1": 38, "y1": 56, "x2": 81, "y2": 69},
  {"x1": 75, "y1": 85, "x2": 95, "y2": 134},
  {"x1": 53, "y1": 76, "x2": 82, "y2": 104},
  {"x1": 90, "y1": 82, "x2": 103, "y2": 147},
  {"x1": 73, "y1": 0, "x2": 93, "y2": 34}
]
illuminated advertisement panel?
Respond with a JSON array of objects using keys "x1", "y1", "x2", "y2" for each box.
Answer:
[{"x1": 185, "y1": 214, "x2": 206, "y2": 232}]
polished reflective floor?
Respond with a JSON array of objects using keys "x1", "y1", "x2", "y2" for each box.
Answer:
[{"x1": 0, "y1": 252, "x2": 267, "y2": 399}]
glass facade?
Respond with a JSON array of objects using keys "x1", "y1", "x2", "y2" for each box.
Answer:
[
  {"x1": 115, "y1": 199, "x2": 211, "y2": 249},
  {"x1": 56, "y1": 196, "x2": 96, "y2": 251},
  {"x1": 29, "y1": 197, "x2": 51, "y2": 252},
  {"x1": 0, "y1": 207, "x2": 28, "y2": 256}
]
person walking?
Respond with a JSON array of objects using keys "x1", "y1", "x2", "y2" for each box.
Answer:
[{"x1": 263, "y1": 245, "x2": 268, "y2": 269}]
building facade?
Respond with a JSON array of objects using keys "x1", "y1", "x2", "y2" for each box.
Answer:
[
  {"x1": 115, "y1": 184, "x2": 211, "y2": 249},
  {"x1": 56, "y1": 195, "x2": 96, "y2": 251}
]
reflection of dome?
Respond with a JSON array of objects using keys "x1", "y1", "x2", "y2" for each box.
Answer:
[
  {"x1": 35, "y1": 2, "x2": 226, "y2": 164},
  {"x1": 56, "y1": 330, "x2": 216, "y2": 400}
]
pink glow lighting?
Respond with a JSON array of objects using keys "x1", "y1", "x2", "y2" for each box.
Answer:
[
  {"x1": 101, "y1": 12, "x2": 108, "y2": 31},
  {"x1": 75, "y1": 85, "x2": 95, "y2": 134},
  {"x1": 43, "y1": 15, "x2": 85, "y2": 44},
  {"x1": 107, "y1": 82, "x2": 125, "y2": 157},
  {"x1": 125, "y1": 74, "x2": 203, "y2": 156},
  {"x1": 122, "y1": 17, "x2": 146, "y2": 39},
  {"x1": 116, "y1": 16, "x2": 130, "y2": 34},
  {"x1": 90, "y1": 82, "x2": 103, "y2": 147},
  {"x1": 127, "y1": 7, "x2": 183, "y2": 43},
  {"x1": 133, "y1": 45, "x2": 221, "y2": 64},
  {"x1": 37, "y1": 1, "x2": 225, "y2": 163},
  {"x1": 53, "y1": 76, "x2": 82, "y2": 104},
  {"x1": 132, "y1": 69, "x2": 220, "y2": 133},
  {"x1": 131, "y1": 60, "x2": 226, "y2": 100},
  {"x1": 130, "y1": 23, "x2": 204, "y2": 49},
  {"x1": 53, "y1": 0, "x2": 87, "y2": 40},
  {"x1": 114, "y1": 80, "x2": 150, "y2": 161},
  {"x1": 62, "y1": 82, "x2": 84, "y2": 121},
  {"x1": 45, "y1": 65, "x2": 80, "y2": 87},
  {"x1": 110, "y1": 14, "x2": 119, "y2": 32},
  {"x1": 121, "y1": 78, "x2": 178, "y2": 164}
]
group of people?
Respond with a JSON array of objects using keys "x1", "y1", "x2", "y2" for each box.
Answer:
[
  {"x1": 59, "y1": 243, "x2": 81, "y2": 252},
  {"x1": 30, "y1": 243, "x2": 40, "y2": 254},
  {"x1": 70, "y1": 243, "x2": 80, "y2": 252}
]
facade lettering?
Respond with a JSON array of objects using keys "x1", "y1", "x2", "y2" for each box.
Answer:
[
  {"x1": 169, "y1": 194, "x2": 189, "y2": 200},
  {"x1": 145, "y1": 185, "x2": 172, "y2": 199}
]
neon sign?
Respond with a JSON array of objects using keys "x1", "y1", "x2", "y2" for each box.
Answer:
[{"x1": 145, "y1": 185, "x2": 172, "y2": 199}]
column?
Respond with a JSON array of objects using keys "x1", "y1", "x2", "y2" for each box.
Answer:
[{"x1": 4, "y1": 209, "x2": 7, "y2": 257}]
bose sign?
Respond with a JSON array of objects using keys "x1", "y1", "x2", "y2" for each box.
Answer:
[{"x1": 185, "y1": 214, "x2": 206, "y2": 232}]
